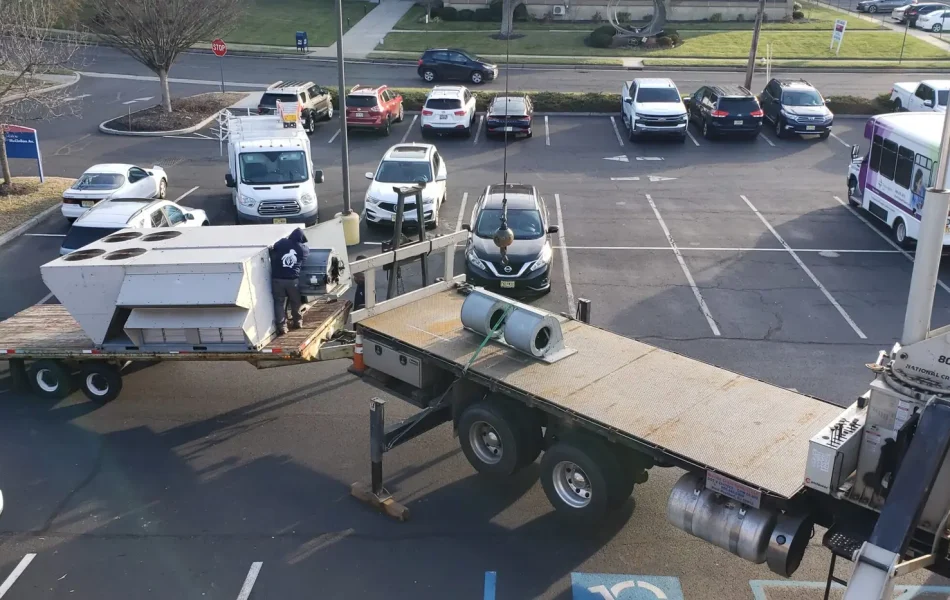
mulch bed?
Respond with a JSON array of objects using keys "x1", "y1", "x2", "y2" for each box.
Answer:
[{"x1": 103, "y1": 92, "x2": 247, "y2": 132}]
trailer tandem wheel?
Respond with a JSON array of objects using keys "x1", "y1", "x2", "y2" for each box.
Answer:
[
  {"x1": 78, "y1": 363, "x2": 123, "y2": 404},
  {"x1": 539, "y1": 438, "x2": 628, "y2": 523},
  {"x1": 27, "y1": 359, "x2": 74, "y2": 399},
  {"x1": 458, "y1": 400, "x2": 537, "y2": 476}
]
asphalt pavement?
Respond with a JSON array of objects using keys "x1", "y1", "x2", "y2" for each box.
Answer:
[{"x1": 5, "y1": 69, "x2": 950, "y2": 599}]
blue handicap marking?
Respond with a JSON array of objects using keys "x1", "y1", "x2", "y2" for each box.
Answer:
[{"x1": 571, "y1": 573, "x2": 685, "y2": 600}]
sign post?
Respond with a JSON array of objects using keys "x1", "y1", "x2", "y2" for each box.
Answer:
[
  {"x1": 212, "y1": 38, "x2": 228, "y2": 92},
  {"x1": 2, "y1": 124, "x2": 44, "y2": 182},
  {"x1": 831, "y1": 19, "x2": 847, "y2": 55}
]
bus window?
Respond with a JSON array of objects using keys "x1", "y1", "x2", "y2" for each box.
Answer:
[
  {"x1": 870, "y1": 134, "x2": 884, "y2": 173},
  {"x1": 879, "y1": 139, "x2": 898, "y2": 181},
  {"x1": 895, "y1": 146, "x2": 915, "y2": 189}
]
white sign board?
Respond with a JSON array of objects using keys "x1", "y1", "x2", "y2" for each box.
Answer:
[{"x1": 831, "y1": 18, "x2": 847, "y2": 54}]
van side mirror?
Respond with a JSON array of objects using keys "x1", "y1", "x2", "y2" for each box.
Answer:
[
  {"x1": 851, "y1": 144, "x2": 860, "y2": 160},
  {"x1": 623, "y1": 97, "x2": 633, "y2": 104},
  {"x1": 225, "y1": 174, "x2": 236, "y2": 188},
  {"x1": 461, "y1": 223, "x2": 471, "y2": 231},
  {"x1": 365, "y1": 172, "x2": 374, "y2": 180},
  {"x1": 314, "y1": 169, "x2": 325, "y2": 184},
  {"x1": 547, "y1": 225, "x2": 559, "y2": 234},
  {"x1": 185, "y1": 212, "x2": 195, "y2": 220},
  {"x1": 925, "y1": 99, "x2": 934, "y2": 107}
]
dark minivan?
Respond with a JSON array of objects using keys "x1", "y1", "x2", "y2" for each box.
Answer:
[
  {"x1": 418, "y1": 49, "x2": 498, "y2": 85},
  {"x1": 687, "y1": 85, "x2": 764, "y2": 140}
]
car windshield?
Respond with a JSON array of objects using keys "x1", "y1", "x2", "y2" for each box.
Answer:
[
  {"x1": 259, "y1": 93, "x2": 297, "y2": 108},
  {"x1": 74, "y1": 173, "x2": 124, "y2": 190},
  {"x1": 425, "y1": 98, "x2": 462, "y2": 110},
  {"x1": 719, "y1": 97, "x2": 760, "y2": 112},
  {"x1": 636, "y1": 87, "x2": 681, "y2": 103},
  {"x1": 782, "y1": 90, "x2": 824, "y2": 106},
  {"x1": 475, "y1": 209, "x2": 544, "y2": 240},
  {"x1": 62, "y1": 226, "x2": 121, "y2": 251},
  {"x1": 375, "y1": 160, "x2": 433, "y2": 183},
  {"x1": 239, "y1": 151, "x2": 309, "y2": 184},
  {"x1": 490, "y1": 97, "x2": 527, "y2": 116},
  {"x1": 347, "y1": 95, "x2": 379, "y2": 108}
]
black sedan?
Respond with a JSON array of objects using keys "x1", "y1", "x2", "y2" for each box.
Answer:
[{"x1": 486, "y1": 95, "x2": 534, "y2": 139}]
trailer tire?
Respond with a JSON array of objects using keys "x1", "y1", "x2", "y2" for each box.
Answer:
[
  {"x1": 540, "y1": 438, "x2": 625, "y2": 523},
  {"x1": 458, "y1": 401, "x2": 530, "y2": 476},
  {"x1": 28, "y1": 359, "x2": 74, "y2": 399},
  {"x1": 78, "y1": 363, "x2": 123, "y2": 404}
]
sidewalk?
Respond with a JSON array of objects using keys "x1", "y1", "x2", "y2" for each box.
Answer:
[
  {"x1": 815, "y1": 1, "x2": 950, "y2": 51},
  {"x1": 310, "y1": 0, "x2": 416, "y2": 59}
]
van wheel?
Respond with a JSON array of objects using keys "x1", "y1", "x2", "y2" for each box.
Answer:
[
  {"x1": 774, "y1": 117, "x2": 786, "y2": 139},
  {"x1": 28, "y1": 359, "x2": 74, "y2": 399},
  {"x1": 78, "y1": 363, "x2": 123, "y2": 404},
  {"x1": 893, "y1": 218, "x2": 913, "y2": 248},
  {"x1": 847, "y1": 177, "x2": 859, "y2": 206},
  {"x1": 894, "y1": 99, "x2": 903, "y2": 112},
  {"x1": 702, "y1": 119, "x2": 714, "y2": 140},
  {"x1": 421, "y1": 69, "x2": 436, "y2": 82}
]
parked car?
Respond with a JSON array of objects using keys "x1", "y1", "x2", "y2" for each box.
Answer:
[
  {"x1": 857, "y1": 0, "x2": 907, "y2": 12},
  {"x1": 257, "y1": 80, "x2": 333, "y2": 134},
  {"x1": 903, "y1": 2, "x2": 948, "y2": 25},
  {"x1": 363, "y1": 144, "x2": 447, "y2": 229},
  {"x1": 417, "y1": 49, "x2": 498, "y2": 85},
  {"x1": 462, "y1": 183, "x2": 557, "y2": 297},
  {"x1": 916, "y1": 6, "x2": 950, "y2": 28},
  {"x1": 345, "y1": 85, "x2": 405, "y2": 135},
  {"x1": 890, "y1": 80, "x2": 950, "y2": 111},
  {"x1": 620, "y1": 78, "x2": 689, "y2": 142},
  {"x1": 420, "y1": 86, "x2": 477, "y2": 137},
  {"x1": 485, "y1": 94, "x2": 534, "y2": 139},
  {"x1": 686, "y1": 84, "x2": 764, "y2": 140},
  {"x1": 892, "y1": 2, "x2": 915, "y2": 21},
  {"x1": 62, "y1": 164, "x2": 167, "y2": 222},
  {"x1": 760, "y1": 79, "x2": 834, "y2": 140},
  {"x1": 61, "y1": 198, "x2": 209, "y2": 255}
]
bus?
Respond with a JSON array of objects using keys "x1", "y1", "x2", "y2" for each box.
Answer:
[{"x1": 847, "y1": 112, "x2": 950, "y2": 247}]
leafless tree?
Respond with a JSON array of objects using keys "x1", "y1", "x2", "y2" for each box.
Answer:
[
  {"x1": 84, "y1": 0, "x2": 246, "y2": 113},
  {"x1": 0, "y1": 0, "x2": 82, "y2": 187}
]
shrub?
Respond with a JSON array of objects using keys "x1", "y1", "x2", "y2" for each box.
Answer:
[
  {"x1": 761, "y1": 12, "x2": 769, "y2": 21},
  {"x1": 656, "y1": 35, "x2": 673, "y2": 48},
  {"x1": 440, "y1": 6, "x2": 457, "y2": 20},
  {"x1": 588, "y1": 31, "x2": 614, "y2": 47},
  {"x1": 591, "y1": 10, "x2": 604, "y2": 22},
  {"x1": 793, "y1": 1, "x2": 802, "y2": 9},
  {"x1": 457, "y1": 8, "x2": 474, "y2": 20},
  {"x1": 709, "y1": 12, "x2": 722, "y2": 22},
  {"x1": 513, "y1": 3, "x2": 528, "y2": 20},
  {"x1": 643, "y1": 13, "x2": 653, "y2": 20},
  {"x1": 792, "y1": 9, "x2": 805, "y2": 18},
  {"x1": 736, "y1": 13, "x2": 745, "y2": 21},
  {"x1": 487, "y1": 0, "x2": 504, "y2": 19},
  {"x1": 616, "y1": 10, "x2": 631, "y2": 22},
  {"x1": 593, "y1": 24, "x2": 616, "y2": 36},
  {"x1": 474, "y1": 7, "x2": 494, "y2": 20}
]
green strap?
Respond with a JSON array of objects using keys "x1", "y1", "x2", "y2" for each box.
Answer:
[{"x1": 463, "y1": 304, "x2": 512, "y2": 374}]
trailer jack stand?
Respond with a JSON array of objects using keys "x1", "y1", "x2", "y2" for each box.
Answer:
[{"x1": 350, "y1": 398, "x2": 410, "y2": 522}]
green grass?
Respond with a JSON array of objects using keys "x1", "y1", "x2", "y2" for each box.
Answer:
[
  {"x1": 366, "y1": 50, "x2": 623, "y2": 65},
  {"x1": 217, "y1": 0, "x2": 376, "y2": 47}
]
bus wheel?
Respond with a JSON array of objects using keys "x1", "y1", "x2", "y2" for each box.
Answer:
[
  {"x1": 79, "y1": 363, "x2": 123, "y2": 404},
  {"x1": 847, "y1": 177, "x2": 859, "y2": 206},
  {"x1": 893, "y1": 218, "x2": 913, "y2": 249},
  {"x1": 28, "y1": 359, "x2": 74, "y2": 399}
]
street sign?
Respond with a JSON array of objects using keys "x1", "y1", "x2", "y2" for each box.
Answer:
[
  {"x1": 831, "y1": 19, "x2": 847, "y2": 54},
  {"x1": 2, "y1": 124, "x2": 44, "y2": 182},
  {"x1": 212, "y1": 38, "x2": 228, "y2": 57}
]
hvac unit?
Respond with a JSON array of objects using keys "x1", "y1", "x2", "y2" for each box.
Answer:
[{"x1": 552, "y1": 5, "x2": 566, "y2": 16}]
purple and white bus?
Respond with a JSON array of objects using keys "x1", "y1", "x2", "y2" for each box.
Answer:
[{"x1": 847, "y1": 111, "x2": 950, "y2": 247}]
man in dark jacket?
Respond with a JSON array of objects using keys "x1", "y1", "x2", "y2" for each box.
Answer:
[
  {"x1": 271, "y1": 228, "x2": 309, "y2": 334},
  {"x1": 353, "y1": 255, "x2": 367, "y2": 310}
]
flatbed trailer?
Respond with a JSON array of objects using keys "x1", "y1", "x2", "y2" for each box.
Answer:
[{"x1": 0, "y1": 298, "x2": 352, "y2": 403}]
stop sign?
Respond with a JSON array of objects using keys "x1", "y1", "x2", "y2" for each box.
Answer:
[{"x1": 212, "y1": 38, "x2": 227, "y2": 57}]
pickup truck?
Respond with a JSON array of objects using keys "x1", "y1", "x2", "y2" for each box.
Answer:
[
  {"x1": 620, "y1": 78, "x2": 688, "y2": 143},
  {"x1": 890, "y1": 80, "x2": 950, "y2": 112}
]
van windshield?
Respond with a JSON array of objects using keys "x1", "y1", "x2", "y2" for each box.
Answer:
[{"x1": 239, "y1": 151, "x2": 309, "y2": 185}]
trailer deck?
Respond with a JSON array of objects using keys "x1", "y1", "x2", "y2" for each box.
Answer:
[{"x1": 358, "y1": 288, "x2": 842, "y2": 500}]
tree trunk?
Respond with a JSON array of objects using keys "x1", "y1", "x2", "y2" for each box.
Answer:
[
  {"x1": 0, "y1": 126, "x2": 12, "y2": 187},
  {"x1": 744, "y1": 0, "x2": 766, "y2": 90},
  {"x1": 499, "y1": 0, "x2": 514, "y2": 38},
  {"x1": 158, "y1": 68, "x2": 172, "y2": 113}
]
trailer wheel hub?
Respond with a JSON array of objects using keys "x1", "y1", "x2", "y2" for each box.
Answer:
[
  {"x1": 470, "y1": 421, "x2": 503, "y2": 465},
  {"x1": 35, "y1": 369, "x2": 59, "y2": 392},
  {"x1": 553, "y1": 461, "x2": 592, "y2": 508},
  {"x1": 85, "y1": 373, "x2": 110, "y2": 396}
]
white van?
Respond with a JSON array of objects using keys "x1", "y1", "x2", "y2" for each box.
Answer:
[
  {"x1": 847, "y1": 111, "x2": 950, "y2": 247},
  {"x1": 225, "y1": 112, "x2": 324, "y2": 226}
]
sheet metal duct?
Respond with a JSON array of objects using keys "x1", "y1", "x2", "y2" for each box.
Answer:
[{"x1": 460, "y1": 289, "x2": 510, "y2": 338}]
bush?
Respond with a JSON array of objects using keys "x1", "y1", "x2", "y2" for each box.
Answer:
[
  {"x1": 792, "y1": 9, "x2": 805, "y2": 18},
  {"x1": 736, "y1": 13, "x2": 745, "y2": 21},
  {"x1": 793, "y1": 1, "x2": 802, "y2": 9},
  {"x1": 762, "y1": 12, "x2": 769, "y2": 22},
  {"x1": 656, "y1": 36, "x2": 673, "y2": 48},
  {"x1": 592, "y1": 24, "x2": 616, "y2": 36},
  {"x1": 588, "y1": 31, "x2": 614, "y2": 48},
  {"x1": 616, "y1": 10, "x2": 631, "y2": 22},
  {"x1": 709, "y1": 12, "x2": 722, "y2": 22},
  {"x1": 487, "y1": 0, "x2": 504, "y2": 19},
  {"x1": 474, "y1": 7, "x2": 494, "y2": 20},
  {"x1": 591, "y1": 10, "x2": 604, "y2": 22},
  {"x1": 643, "y1": 13, "x2": 653, "y2": 20},
  {"x1": 440, "y1": 6, "x2": 457, "y2": 20},
  {"x1": 513, "y1": 3, "x2": 528, "y2": 20},
  {"x1": 457, "y1": 8, "x2": 474, "y2": 20}
]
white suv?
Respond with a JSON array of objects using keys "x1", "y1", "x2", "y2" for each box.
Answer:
[
  {"x1": 363, "y1": 144, "x2": 447, "y2": 229},
  {"x1": 420, "y1": 86, "x2": 477, "y2": 137}
]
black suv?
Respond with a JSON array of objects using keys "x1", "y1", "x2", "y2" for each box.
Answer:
[
  {"x1": 417, "y1": 49, "x2": 498, "y2": 85},
  {"x1": 686, "y1": 84, "x2": 763, "y2": 140},
  {"x1": 760, "y1": 79, "x2": 834, "y2": 140}
]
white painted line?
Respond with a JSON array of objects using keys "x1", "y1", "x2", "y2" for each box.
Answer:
[
  {"x1": 833, "y1": 195, "x2": 950, "y2": 295},
  {"x1": 63, "y1": 94, "x2": 91, "y2": 102},
  {"x1": 609, "y1": 116, "x2": 625, "y2": 147},
  {"x1": 636, "y1": 157, "x2": 664, "y2": 161},
  {"x1": 472, "y1": 115, "x2": 483, "y2": 145},
  {"x1": 611, "y1": 177, "x2": 640, "y2": 181},
  {"x1": 173, "y1": 186, "x2": 199, "y2": 203},
  {"x1": 455, "y1": 192, "x2": 469, "y2": 232},
  {"x1": 80, "y1": 71, "x2": 265, "y2": 89},
  {"x1": 603, "y1": 155, "x2": 629, "y2": 162},
  {"x1": 686, "y1": 129, "x2": 701, "y2": 147},
  {"x1": 328, "y1": 129, "x2": 341, "y2": 144},
  {"x1": 649, "y1": 175, "x2": 677, "y2": 182},
  {"x1": 39, "y1": 291, "x2": 55, "y2": 304},
  {"x1": 646, "y1": 194, "x2": 721, "y2": 337},
  {"x1": 553, "y1": 245, "x2": 902, "y2": 253},
  {"x1": 162, "y1": 135, "x2": 214, "y2": 140},
  {"x1": 236, "y1": 562, "x2": 262, "y2": 600},
  {"x1": 544, "y1": 115, "x2": 550, "y2": 146},
  {"x1": 742, "y1": 194, "x2": 866, "y2": 339},
  {"x1": 24, "y1": 233, "x2": 66, "y2": 237},
  {"x1": 400, "y1": 115, "x2": 417, "y2": 143},
  {"x1": 0, "y1": 554, "x2": 36, "y2": 598},
  {"x1": 828, "y1": 131, "x2": 851, "y2": 148},
  {"x1": 554, "y1": 193, "x2": 576, "y2": 317},
  {"x1": 758, "y1": 133, "x2": 776, "y2": 147}
]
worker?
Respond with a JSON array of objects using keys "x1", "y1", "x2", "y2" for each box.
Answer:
[
  {"x1": 353, "y1": 255, "x2": 367, "y2": 310},
  {"x1": 271, "y1": 228, "x2": 309, "y2": 334}
]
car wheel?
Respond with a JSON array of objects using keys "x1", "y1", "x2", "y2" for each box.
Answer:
[
  {"x1": 819, "y1": 130, "x2": 831, "y2": 140},
  {"x1": 894, "y1": 99, "x2": 903, "y2": 112},
  {"x1": 868, "y1": 4, "x2": 877, "y2": 12},
  {"x1": 470, "y1": 71, "x2": 484, "y2": 84},
  {"x1": 325, "y1": 105, "x2": 334, "y2": 121},
  {"x1": 422, "y1": 69, "x2": 436, "y2": 82},
  {"x1": 702, "y1": 119, "x2": 713, "y2": 140},
  {"x1": 526, "y1": 128, "x2": 532, "y2": 138},
  {"x1": 464, "y1": 122, "x2": 472, "y2": 138},
  {"x1": 847, "y1": 176, "x2": 859, "y2": 206},
  {"x1": 66, "y1": 217, "x2": 76, "y2": 223},
  {"x1": 158, "y1": 178, "x2": 167, "y2": 199},
  {"x1": 383, "y1": 118, "x2": 392, "y2": 136},
  {"x1": 894, "y1": 218, "x2": 913, "y2": 248},
  {"x1": 396, "y1": 104, "x2": 404, "y2": 123},
  {"x1": 934, "y1": 23, "x2": 943, "y2": 32},
  {"x1": 774, "y1": 117, "x2": 785, "y2": 139},
  {"x1": 202, "y1": 220, "x2": 210, "y2": 226}
]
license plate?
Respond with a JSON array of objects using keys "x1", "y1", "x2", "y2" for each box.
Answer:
[
  {"x1": 81, "y1": 201, "x2": 94, "y2": 208},
  {"x1": 504, "y1": 126, "x2": 514, "y2": 132},
  {"x1": 500, "y1": 281, "x2": 515, "y2": 288},
  {"x1": 734, "y1": 120, "x2": 743, "y2": 125},
  {"x1": 439, "y1": 114, "x2": 448, "y2": 120},
  {"x1": 806, "y1": 125, "x2": 816, "y2": 131},
  {"x1": 272, "y1": 218, "x2": 287, "y2": 224},
  {"x1": 355, "y1": 112, "x2": 364, "y2": 117},
  {"x1": 390, "y1": 215, "x2": 396, "y2": 222}
]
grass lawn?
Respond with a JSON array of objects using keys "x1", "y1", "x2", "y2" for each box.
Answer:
[
  {"x1": 0, "y1": 177, "x2": 74, "y2": 236},
  {"x1": 367, "y1": 51, "x2": 623, "y2": 64},
  {"x1": 224, "y1": 0, "x2": 376, "y2": 47},
  {"x1": 378, "y1": 29, "x2": 949, "y2": 60}
]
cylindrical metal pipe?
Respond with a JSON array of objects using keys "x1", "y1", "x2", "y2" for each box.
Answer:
[
  {"x1": 370, "y1": 398, "x2": 386, "y2": 495},
  {"x1": 335, "y1": 0, "x2": 352, "y2": 214}
]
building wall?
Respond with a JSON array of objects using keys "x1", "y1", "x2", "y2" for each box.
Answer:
[{"x1": 444, "y1": 0, "x2": 791, "y2": 21}]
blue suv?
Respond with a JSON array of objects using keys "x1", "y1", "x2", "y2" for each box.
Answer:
[{"x1": 418, "y1": 49, "x2": 498, "y2": 85}]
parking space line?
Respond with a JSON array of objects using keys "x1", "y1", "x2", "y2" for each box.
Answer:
[
  {"x1": 400, "y1": 115, "x2": 417, "y2": 143},
  {"x1": 24, "y1": 233, "x2": 66, "y2": 237},
  {"x1": 758, "y1": 133, "x2": 776, "y2": 147},
  {"x1": 609, "y1": 116, "x2": 625, "y2": 147},
  {"x1": 174, "y1": 186, "x2": 199, "y2": 203},
  {"x1": 328, "y1": 129, "x2": 340, "y2": 143},
  {"x1": 554, "y1": 245, "x2": 901, "y2": 253},
  {"x1": 828, "y1": 131, "x2": 851, "y2": 148},
  {"x1": 455, "y1": 192, "x2": 469, "y2": 232},
  {"x1": 832, "y1": 195, "x2": 950, "y2": 295},
  {"x1": 686, "y1": 129, "x2": 701, "y2": 147},
  {"x1": 646, "y1": 194, "x2": 721, "y2": 337},
  {"x1": 484, "y1": 571, "x2": 497, "y2": 600},
  {"x1": 473, "y1": 116, "x2": 483, "y2": 145},
  {"x1": 236, "y1": 562, "x2": 262, "y2": 600},
  {"x1": 544, "y1": 116, "x2": 550, "y2": 146},
  {"x1": 742, "y1": 194, "x2": 867, "y2": 339},
  {"x1": 0, "y1": 554, "x2": 36, "y2": 598},
  {"x1": 553, "y1": 193, "x2": 576, "y2": 316}
]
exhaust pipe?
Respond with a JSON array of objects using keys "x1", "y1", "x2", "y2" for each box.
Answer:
[{"x1": 667, "y1": 473, "x2": 812, "y2": 577}]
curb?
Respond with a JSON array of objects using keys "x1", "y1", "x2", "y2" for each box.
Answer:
[
  {"x1": 643, "y1": 64, "x2": 950, "y2": 72},
  {"x1": 0, "y1": 71, "x2": 81, "y2": 105},
  {"x1": 99, "y1": 97, "x2": 232, "y2": 137},
  {"x1": 0, "y1": 203, "x2": 61, "y2": 250}
]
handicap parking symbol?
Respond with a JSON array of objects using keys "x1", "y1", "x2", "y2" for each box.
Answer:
[{"x1": 571, "y1": 573, "x2": 685, "y2": 600}]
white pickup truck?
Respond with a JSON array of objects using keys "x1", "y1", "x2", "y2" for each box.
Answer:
[
  {"x1": 890, "y1": 80, "x2": 950, "y2": 112},
  {"x1": 620, "y1": 78, "x2": 688, "y2": 143}
]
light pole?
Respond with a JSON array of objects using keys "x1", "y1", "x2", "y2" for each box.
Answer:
[
  {"x1": 336, "y1": 0, "x2": 360, "y2": 245},
  {"x1": 744, "y1": 0, "x2": 767, "y2": 90}
]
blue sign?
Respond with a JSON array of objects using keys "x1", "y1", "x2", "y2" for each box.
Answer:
[
  {"x1": 571, "y1": 573, "x2": 684, "y2": 600},
  {"x1": 2, "y1": 124, "x2": 44, "y2": 181}
]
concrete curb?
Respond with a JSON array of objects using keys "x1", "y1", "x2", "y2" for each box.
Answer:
[
  {"x1": 0, "y1": 71, "x2": 81, "y2": 105},
  {"x1": 99, "y1": 97, "x2": 230, "y2": 137},
  {"x1": 0, "y1": 203, "x2": 61, "y2": 249}
]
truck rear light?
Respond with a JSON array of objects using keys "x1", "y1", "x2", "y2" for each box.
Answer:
[
  {"x1": 750, "y1": 109, "x2": 764, "y2": 117},
  {"x1": 422, "y1": 110, "x2": 433, "y2": 115},
  {"x1": 711, "y1": 109, "x2": 729, "y2": 117},
  {"x1": 454, "y1": 110, "x2": 466, "y2": 116}
]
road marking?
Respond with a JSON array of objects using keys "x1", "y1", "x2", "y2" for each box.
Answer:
[
  {"x1": 742, "y1": 194, "x2": 867, "y2": 339},
  {"x1": 636, "y1": 156, "x2": 663, "y2": 161},
  {"x1": 400, "y1": 115, "x2": 417, "y2": 143},
  {"x1": 455, "y1": 192, "x2": 469, "y2": 232},
  {"x1": 554, "y1": 193, "x2": 576, "y2": 316},
  {"x1": 236, "y1": 562, "x2": 262, "y2": 600},
  {"x1": 833, "y1": 195, "x2": 950, "y2": 295},
  {"x1": 544, "y1": 115, "x2": 550, "y2": 146},
  {"x1": 828, "y1": 131, "x2": 851, "y2": 147},
  {"x1": 554, "y1": 245, "x2": 901, "y2": 253},
  {"x1": 646, "y1": 194, "x2": 720, "y2": 337},
  {"x1": 80, "y1": 71, "x2": 264, "y2": 89},
  {"x1": 173, "y1": 186, "x2": 199, "y2": 203},
  {"x1": 121, "y1": 96, "x2": 153, "y2": 105},
  {"x1": 611, "y1": 177, "x2": 640, "y2": 181},
  {"x1": 609, "y1": 116, "x2": 625, "y2": 147},
  {"x1": 603, "y1": 155, "x2": 629, "y2": 162},
  {"x1": 758, "y1": 133, "x2": 776, "y2": 147},
  {"x1": 39, "y1": 291, "x2": 55, "y2": 304},
  {"x1": 686, "y1": 129, "x2": 701, "y2": 147},
  {"x1": 63, "y1": 94, "x2": 91, "y2": 102},
  {"x1": 0, "y1": 554, "x2": 36, "y2": 598},
  {"x1": 484, "y1": 571, "x2": 497, "y2": 600},
  {"x1": 649, "y1": 175, "x2": 676, "y2": 182},
  {"x1": 24, "y1": 233, "x2": 66, "y2": 237},
  {"x1": 328, "y1": 129, "x2": 341, "y2": 143},
  {"x1": 472, "y1": 115, "x2": 483, "y2": 145}
]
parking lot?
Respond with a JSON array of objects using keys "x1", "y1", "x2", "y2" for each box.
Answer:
[{"x1": 4, "y1": 94, "x2": 950, "y2": 599}]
